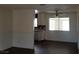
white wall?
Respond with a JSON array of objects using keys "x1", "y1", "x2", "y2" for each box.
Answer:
[
  {"x1": 38, "y1": 13, "x2": 46, "y2": 25},
  {"x1": 13, "y1": 9, "x2": 35, "y2": 49},
  {"x1": 38, "y1": 12, "x2": 77, "y2": 43},
  {"x1": 0, "y1": 8, "x2": 13, "y2": 50}
]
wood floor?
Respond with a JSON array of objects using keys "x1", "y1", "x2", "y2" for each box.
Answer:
[
  {"x1": 34, "y1": 40, "x2": 78, "y2": 54},
  {"x1": 0, "y1": 40, "x2": 77, "y2": 54},
  {"x1": 0, "y1": 47, "x2": 34, "y2": 54}
]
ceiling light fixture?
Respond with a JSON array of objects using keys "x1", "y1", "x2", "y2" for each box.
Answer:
[{"x1": 35, "y1": 9, "x2": 38, "y2": 14}]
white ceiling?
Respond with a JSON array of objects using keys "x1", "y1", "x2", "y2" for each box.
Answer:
[{"x1": 0, "y1": 4, "x2": 78, "y2": 13}]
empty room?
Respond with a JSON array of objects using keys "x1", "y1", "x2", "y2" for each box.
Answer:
[{"x1": 0, "y1": 4, "x2": 78, "y2": 54}]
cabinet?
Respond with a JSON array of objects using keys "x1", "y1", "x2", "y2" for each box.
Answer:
[{"x1": 34, "y1": 25, "x2": 46, "y2": 41}]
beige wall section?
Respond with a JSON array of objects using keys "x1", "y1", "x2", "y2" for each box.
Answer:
[
  {"x1": 13, "y1": 9, "x2": 34, "y2": 32},
  {"x1": 13, "y1": 9, "x2": 34, "y2": 49},
  {"x1": 38, "y1": 12, "x2": 77, "y2": 43},
  {"x1": 0, "y1": 8, "x2": 13, "y2": 50}
]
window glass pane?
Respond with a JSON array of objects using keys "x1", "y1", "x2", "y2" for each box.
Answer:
[
  {"x1": 49, "y1": 18, "x2": 56, "y2": 30},
  {"x1": 34, "y1": 18, "x2": 37, "y2": 27},
  {"x1": 60, "y1": 18, "x2": 69, "y2": 31},
  {"x1": 49, "y1": 18, "x2": 59, "y2": 30}
]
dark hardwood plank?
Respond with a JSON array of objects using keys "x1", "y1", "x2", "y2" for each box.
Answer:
[{"x1": 34, "y1": 40, "x2": 78, "y2": 54}]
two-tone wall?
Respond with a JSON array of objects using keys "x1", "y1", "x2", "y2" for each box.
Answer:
[
  {"x1": 0, "y1": 8, "x2": 35, "y2": 50},
  {"x1": 0, "y1": 8, "x2": 13, "y2": 50},
  {"x1": 13, "y1": 9, "x2": 35, "y2": 49}
]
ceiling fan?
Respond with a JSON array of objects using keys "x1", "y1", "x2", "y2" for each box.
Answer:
[{"x1": 54, "y1": 8, "x2": 63, "y2": 17}]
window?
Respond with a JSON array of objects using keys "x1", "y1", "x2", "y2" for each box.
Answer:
[
  {"x1": 49, "y1": 17, "x2": 70, "y2": 31},
  {"x1": 34, "y1": 10, "x2": 38, "y2": 27},
  {"x1": 34, "y1": 18, "x2": 37, "y2": 27}
]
